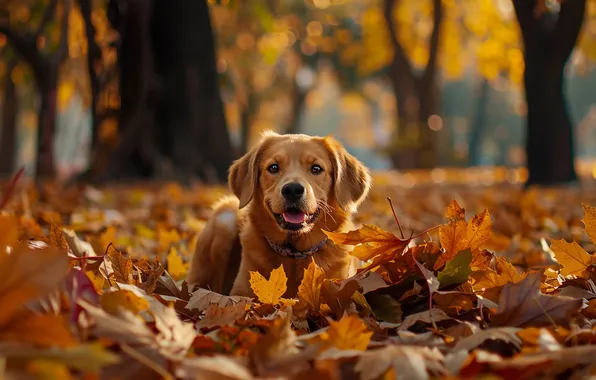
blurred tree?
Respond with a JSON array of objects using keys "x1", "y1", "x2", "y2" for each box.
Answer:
[
  {"x1": 0, "y1": 54, "x2": 19, "y2": 176},
  {"x1": 513, "y1": 0, "x2": 586, "y2": 185},
  {"x1": 87, "y1": 0, "x2": 236, "y2": 183},
  {"x1": 0, "y1": 0, "x2": 71, "y2": 179}
]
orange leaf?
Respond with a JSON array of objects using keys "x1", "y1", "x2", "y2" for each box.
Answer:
[
  {"x1": 106, "y1": 247, "x2": 135, "y2": 285},
  {"x1": 467, "y1": 209, "x2": 492, "y2": 252},
  {"x1": 297, "y1": 259, "x2": 325, "y2": 311},
  {"x1": 324, "y1": 224, "x2": 409, "y2": 262},
  {"x1": 436, "y1": 200, "x2": 469, "y2": 270},
  {"x1": 549, "y1": 239, "x2": 593, "y2": 277},
  {"x1": 582, "y1": 203, "x2": 596, "y2": 246},
  {"x1": 322, "y1": 314, "x2": 372, "y2": 351},
  {"x1": 0, "y1": 312, "x2": 77, "y2": 348}
]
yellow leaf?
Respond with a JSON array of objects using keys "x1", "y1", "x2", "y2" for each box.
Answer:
[
  {"x1": 582, "y1": 203, "x2": 596, "y2": 245},
  {"x1": 297, "y1": 259, "x2": 325, "y2": 310},
  {"x1": 249, "y1": 265, "x2": 288, "y2": 305},
  {"x1": 324, "y1": 314, "x2": 372, "y2": 351},
  {"x1": 436, "y1": 200, "x2": 469, "y2": 270},
  {"x1": 158, "y1": 228, "x2": 181, "y2": 253},
  {"x1": 86, "y1": 271, "x2": 105, "y2": 293},
  {"x1": 550, "y1": 239, "x2": 593, "y2": 277},
  {"x1": 100, "y1": 289, "x2": 150, "y2": 316},
  {"x1": 26, "y1": 359, "x2": 74, "y2": 380},
  {"x1": 467, "y1": 209, "x2": 492, "y2": 252},
  {"x1": 167, "y1": 247, "x2": 189, "y2": 281},
  {"x1": 91, "y1": 226, "x2": 116, "y2": 256},
  {"x1": 471, "y1": 256, "x2": 526, "y2": 292}
]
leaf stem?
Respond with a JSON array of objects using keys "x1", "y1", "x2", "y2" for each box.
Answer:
[{"x1": 387, "y1": 197, "x2": 405, "y2": 239}]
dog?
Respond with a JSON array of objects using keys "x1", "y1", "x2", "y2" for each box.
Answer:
[{"x1": 186, "y1": 131, "x2": 372, "y2": 297}]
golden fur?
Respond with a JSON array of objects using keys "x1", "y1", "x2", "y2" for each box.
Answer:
[{"x1": 186, "y1": 131, "x2": 372, "y2": 297}]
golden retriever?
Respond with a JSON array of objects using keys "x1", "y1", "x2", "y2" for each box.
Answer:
[{"x1": 186, "y1": 131, "x2": 372, "y2": 297}]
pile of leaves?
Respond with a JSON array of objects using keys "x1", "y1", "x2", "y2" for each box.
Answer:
[{"x1": 4, "y1": 174, "x2": 596, "y2": 380}]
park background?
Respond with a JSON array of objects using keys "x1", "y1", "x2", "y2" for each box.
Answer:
[{"x1": 1, "y1": 0, "x2": 596, "y2": 185}]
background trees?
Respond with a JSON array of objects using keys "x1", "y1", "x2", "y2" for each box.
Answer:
[{"x1": 0, "y1": 0, "x2": 595, "y2": 185}]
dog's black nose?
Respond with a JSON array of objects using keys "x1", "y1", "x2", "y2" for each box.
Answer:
[{"x1": 281, "y1": 183, "x2": 305, "y2": 202}]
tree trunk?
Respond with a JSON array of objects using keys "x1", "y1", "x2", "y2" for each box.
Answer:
[
  {"x1": 383, "y1": 0, "x2": 442, "y2": 170},
  {"x1": 35, "y1": 74, "x2": 58, "y2": 179},
  {"x1": 513, "y1": 0, "x2": 586, "y2": 185},
  {"x1": 239, "y1": 89, "x2": 256, "y2": 154},
  {"x1": 286, "y1": 83, "x2": 306, "y2": 135},
  {"x1": 0, "y1": 59, "x2": 18, "y2": 176},
  {"x1": 469, "y1": 78, "x2": 490, "y2": 166}
]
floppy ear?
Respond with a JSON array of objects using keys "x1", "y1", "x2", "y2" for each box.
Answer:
[
  {"x1": 324, "y1": 137, "x2": 372, "y2": 213},
  {"x1": 228, "y1": 132, "x2": 277, "y2": 208}
]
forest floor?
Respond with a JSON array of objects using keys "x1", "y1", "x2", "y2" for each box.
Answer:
[{"x1": 4, "y1": 170, "x2": 596, "y2": 379}]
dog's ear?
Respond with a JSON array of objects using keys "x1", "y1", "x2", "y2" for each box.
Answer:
[
  {"x1": 228, "y1": 133, "x2": 276, "y2": 208},
  {"x1": 323, "y1": 136, "x2": 372, "y2": 213}
]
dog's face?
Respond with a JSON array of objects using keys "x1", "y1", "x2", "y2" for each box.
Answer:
[{"x1": 229, "y1": 131, "x2": 371, "y2": 234}]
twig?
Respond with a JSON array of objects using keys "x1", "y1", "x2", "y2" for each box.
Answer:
[
  {"x1": 120, "y1": 344, "x2": 174, "y2": 380},
  {"x1": 0, "y1": 166, "x2": 25, "y2": 210},
  {"x1": 387, "y1": 197, "x2": 405, "y2": 239}
]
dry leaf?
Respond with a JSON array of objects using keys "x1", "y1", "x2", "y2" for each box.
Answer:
[
  {"x1": 106, "y1": 247, "x2": 135, "y2": 285},
  {"x1": 492, "y1": 271, "x2": 583, "y2": 327},
  {"x1": 167, "y1": 247, "x2": 189, "y2": 281},
  {"x1": 582, "y1": 203, "x2": 596, "y2": 245},
  {"x1": 436, "y1": 200, "x2": 469, "y2": 270},
  {"x1": 196, "y1": 301, "x2": 248, "y2": 329},
  {"x1": 355, "y1": 345, "x2": 445, "y2": 380},
  {"x1": 467, "y1": 209, "x2": 492, "y2": 252},
  {"x1": 321, "y1": 313, "x2": 372, "y2": 351},
  {"x1": 550, "y1": 238, "x2": 593, "y2": 277},
  {"x1": 176, "y1": 355, "x2": 253, "y2": 380},
  {"x1": 249, "y1": 265, "x2": 288, "y2": 305},
  {"x1": 187, "y1": 288, "x2": 251, "y2": 312},
  {"x1": 297, "y1": 259, "x2": 325, "y2": 310},
  {"x1": 100, "y1": 289, "x2": 150, "y2": 316}
]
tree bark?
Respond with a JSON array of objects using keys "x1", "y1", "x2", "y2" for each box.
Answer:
[
  {"x1": 286, "y1": 82, "x2": 307, "y2": 135},
  {"x1": 0, "y1": 59, "x2": 18, "y2": 176},
  {"x1": 513, "y1": 0, "x2": 585, "y2": 186},
  {"x1": 383, "y1": 0, "x2": 443, "y2": 169},
  {"x1": 469, "y1": 78, "x2": 490, "y2": 166}
]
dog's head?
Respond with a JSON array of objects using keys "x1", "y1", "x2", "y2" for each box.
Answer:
[{"x1": 228, "y1": 131, "x2": 371, "y2": 233}]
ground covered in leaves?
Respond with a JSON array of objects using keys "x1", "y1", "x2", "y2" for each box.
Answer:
[{"x1": 5, "y1": 171, "x2": 596, "y2": 380}]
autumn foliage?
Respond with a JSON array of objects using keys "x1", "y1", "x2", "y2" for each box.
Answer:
[{"x1": 4, "y1": 175, "x2": 596, "y2": 379}]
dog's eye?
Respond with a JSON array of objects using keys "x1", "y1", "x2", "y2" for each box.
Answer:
[
  {"x1": 311, "y1": 164, "x2": 323, "y2": 175},
  {"x1": 267, "y1": 164, "x2": 279, "y2": 174}
]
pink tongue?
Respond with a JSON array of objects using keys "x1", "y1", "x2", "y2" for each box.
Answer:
[{"x1": 282, "y1": 212, "x2": 306, "y2": 224}]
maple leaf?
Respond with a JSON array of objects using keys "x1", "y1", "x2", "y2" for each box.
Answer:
[
  {"x1": 491, "y1": 271, "x2": 583, "y2": 327},
  {"x1": 471, "y1": 256, "x2": 526, "y2": 292},
  {"x1": 321, "y1": 313, "x2": 372, "y2": 351},
  {"x1": 320, "y1": 279, "x2": 360, "y2": 317},
  {"x1": 249, "y1": 265, "x2": 288, "y2": 305},
  {"x1": 297, "y1": 259, "x2": 325, "y2": 310},
  {"x1": 0, "y1": 312, "x2": 77, "y2": 348},
  {"x1": 467, "y1": 209, "x2": 492, "y2": 252},
  {"x1": 106, "y1": 246, "x2": 135, "y2": 285},
  {"x1": 63, "y1": 228, "x2": 97, "y2": 257},
  {"x1": 365, "y1": 293, "x2": 402, "y2": 323},
  {"x1": 323, "y1": 224, "x2": 410, "y2": 262},
  {"x1": 452, "y1": 327, "x2": 523, "y2": 352},
  {"x1": 582, "y1": 203, "x2": 596, "y2": 245},
  {"x1": 549, "y1": 238, "x2": 593, "y2": 277},
  {"x1": 355, "y1": 345, "x2": 445, "y2": 380},
  {"x1": 48, "y1": 223, "x2": 69, "y2": 249},
  {"x1": 436, "y1": 200, "x2": 469, "y2": 270},
  {"x1": 176, "y1": 355, "x2": 254, "y2": 380}
]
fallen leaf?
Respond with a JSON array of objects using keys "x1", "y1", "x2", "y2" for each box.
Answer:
[
  {"x1": 176, "y1": 355, "x2": 254, "y2": 380},
  {"x1": 582, "y1": 203, "x2": 596, "y2": 245},
  {"x1": 167, "y1": 247, "x2": 189, "y2": 281},
  {"x1": 452, "y1": 327, "x2": 523, "y2": 352},
  {"x1": 355, "y1": 345, "x2": 445, "y2": 380},
  {"x1": 196, "y1": 301, "x2": 248, "y2": 329},
  {"x1": 365, "y1": 293, "x2": 402, "y2": 323},
  {"x1": 549, "y1": 238, "x2": 593, "y2": 277},
  {"x1": 436, "y1": 200, "x2": 469, "y2": 270},
  {"x1": 492, "y1": 271, "x2": 583, "y2": 327},
  {"x1": 320, "y1": 279, "x2": 359, "y2": 317},
  {"x1": 437, "y1": 249, "x2": 473, "y2": 288},
  {"x1": 323, "y1": 313, "x2": 372, "y2": 351},
  {"x1": 106, "y1": 247, "x2": 134, "y2": 285},
  {"x1": 63, "y1": 228, "x2": 97, "y2": 257},
  {"x1": 399, "y1": 309, "x2": 451, "y2": 331},
  {"x1": 186, "y1": 288, "x2": 251, "y2": 312},
  {"x1": 0, "y1": 312, "x2": 77, "y2": 348},
  {"x1": 467, "y1": 209, "x2": 492, "y2": 252},
  {"x1": 100, "y1": 289, "x2": 150, "y2": 316},
  {"x1": 249, "y1": 265, "x2": 288, "y2": 305},
  {"x1": 471, "y1": 256, "x2": 525, "y2": 292},
  {"x1": 297, "y1": 259, "x2": 325, "y2": 310}
]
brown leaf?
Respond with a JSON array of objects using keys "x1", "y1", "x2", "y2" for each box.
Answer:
[
  {"x1": 320, "y1": 279, "x2": 359, "y2": 317},
  {"x1": 196, "y1": 301, "x2": 248, "y2": 329},
  {"x1": 491, "y1": 271, "x2": 583, "y2": 327},
  {"x1": 187, "y1": 288, "x2": 251, "y2": 312},
  {"x1": 452, "y1": 327, "x2": 522, "y2": 352},
  {"x1": 48, "y1": 223, "x2": 69, "y2": 249},
  {"x1": 106, "y1": 246, "x2": 135, "y2": 285},
  {"x1": 323, "y1": 224, "x2": 409, "y2": 262}
]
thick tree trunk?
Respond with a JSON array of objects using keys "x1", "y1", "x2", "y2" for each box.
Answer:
[
  {"x1": 514, "y1": 0, "x2": 586, "y2": 185},
  {"x1": 239, "y1": 89, "x2": 256, "y2": 154},
  {"x1": 469, "y1": 78, "x2": 490, "y2": 166},
  {"x1": 0, "y1": 59, "x2": 18, "y2": 176}
]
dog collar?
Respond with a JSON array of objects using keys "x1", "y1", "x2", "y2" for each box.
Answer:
[{"x1": 265, "y1": 236, "x2": 328, "y2": 259}]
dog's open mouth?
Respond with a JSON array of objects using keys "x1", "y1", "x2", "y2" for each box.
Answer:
[{"x1": 274, "y1": 207, "x2": 320, "y2": 231}]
